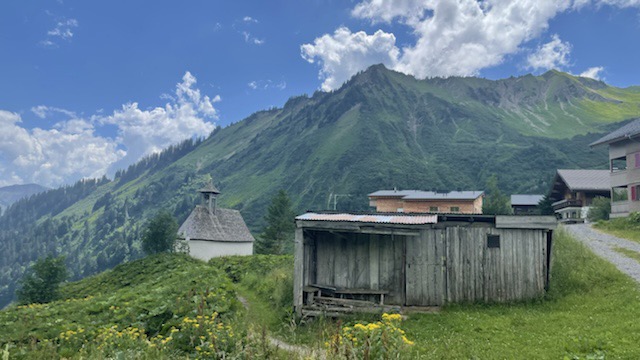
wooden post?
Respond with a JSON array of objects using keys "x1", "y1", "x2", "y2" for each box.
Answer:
[{"x1": 293, "y1": 227, "x2": 304, "y2": 316}]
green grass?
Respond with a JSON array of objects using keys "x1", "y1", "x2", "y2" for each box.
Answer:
[
  {"x1": 3, "y1": 230, "x2": 640, "y2": 359},
  {"x1": 274, "y1": 230, "x2": 640, "y2": 359},
  {"x1": 613, "y1": 246, "x2": 640, "y2": 263},
  {"x1": 593, "y1": 218, "x2": 640, "y2": 244}
]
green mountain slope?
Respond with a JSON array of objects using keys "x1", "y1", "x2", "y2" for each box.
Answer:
[
  {"x1": 1, "y1": 65, "x2": 639, "y2": 308},
  {"x1": 0, "y1": 184, "x2": 48, "y2": 213}
]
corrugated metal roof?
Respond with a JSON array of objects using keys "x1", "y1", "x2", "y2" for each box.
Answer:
[
  {"x1": 510, "y1": 194, "x2": 544, "y2": 206},
  {"x1": 296, "y1": 212, "x2": 438, "y2": 225},
  {"x1": 590, "y1": 118, "x2": 640, "y2": 147},
  {"x1": 557, "y1": 169, "x2": 610, "y2": 191}
]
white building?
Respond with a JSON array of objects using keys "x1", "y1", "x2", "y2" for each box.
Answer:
[{"x1": 177, "y1": 182, "x2": 254, "y2": 260}]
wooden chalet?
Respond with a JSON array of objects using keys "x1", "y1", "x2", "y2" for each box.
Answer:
[
  {"x1": 293, "y1": 212, "x2": 556, "y2": 316},
  {"x1": 177, "y1": 182, "x2": 254, "y2": 260},
  {"x1": 549, "y1": 169, "x2": 610, "y2": 223},
  {"x1": 510, "y1": 194, "x2": 544, "y2": 215}
]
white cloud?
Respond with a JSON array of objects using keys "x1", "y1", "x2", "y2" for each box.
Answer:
[
  {"x1": 0, "y1": 110, "x2": 123, "y2": 187},
  {"x1": 526, "y1": 34, "x2": 572, "y2": 71},
  {"x1": 243, "y1": 16, "x2": 258, "y2": 23},
  {"x1": 301, "y1": 27, "x2": 400, "y2": 91},
  {"x1": 247, "y1": 79, "x2": 287, "y2": 90},
  {"x1": 31, "y1": 105, "x2": 76, "y2": 119},
  {"x1": 47, "y1": 18, "x2": 78, "y2": 40},
  {"x1": 242, "y1": 31, "x2": 265, "y2": 45},
  {"x1": 579, "y1": 66, "x2": 605, "y2": 80},
  {"x1": 1, "y1": 72, "x2": 220, "y2": 187},
  {"x1": 303, "y1": 0, "x2": 640, "y2": 90},
  {"x1": 98, "y1": 71, "x2": 218, "y2": 173}
]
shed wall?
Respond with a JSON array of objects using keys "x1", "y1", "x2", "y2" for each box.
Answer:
[{"x1": 303, "y1": 225, "x2": 549, "y2": 307}]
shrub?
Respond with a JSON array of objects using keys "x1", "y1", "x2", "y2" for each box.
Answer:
[
  {"x1": 16, "y1": 256, "x2": 67, "y2": 304},
  {"x1": 587, "y1": 196, "x2": 611, "y2": 222},
  {"x1": 142, "y1": 211, "x2": 179, "y2": 255},
  {"x1": 326, "y1": 313, "x2": 414, "y2": 359}
]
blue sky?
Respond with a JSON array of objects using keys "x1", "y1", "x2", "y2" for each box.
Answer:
[{"x1": 1, "y1": 0, "x2": 640, "y2": 187}]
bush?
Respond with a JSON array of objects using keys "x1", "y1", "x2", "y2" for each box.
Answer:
[
  {"x1": 587, "y1": 196, "x2": 611, "y2": 222},
  {"x1": 142, "y1": 211, "x2": 179, "y2": 255},
  {"x1": 16, "y1": 256, "x2": 67, "y2": 304}
]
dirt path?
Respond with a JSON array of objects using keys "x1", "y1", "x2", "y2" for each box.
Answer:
[
  {"x1": 236, "y1": 295, "x2": 325, "y2": 359},
  {"x1": 563, "y1": 223, "x2": 640, "y2": 284}
]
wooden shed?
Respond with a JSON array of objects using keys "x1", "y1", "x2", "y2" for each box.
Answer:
[{"x1": 293, "y1": 212, "x2": 556, "y2": 316}]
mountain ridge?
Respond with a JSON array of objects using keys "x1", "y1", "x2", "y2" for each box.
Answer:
[{"x1": 1, "y1": 65, "x2": 638, "y2": 308}]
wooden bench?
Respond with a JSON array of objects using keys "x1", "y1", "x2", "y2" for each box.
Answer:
[{"x1": 308, "y1": 284, "x2": 389, "y2": 305}]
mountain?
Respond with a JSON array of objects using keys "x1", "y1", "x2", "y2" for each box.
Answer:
[
  {"x1": 0, "y1": 184, "x2": 48, "y2": 213},
  {"x1": 1, "y1": 65, "x2": 639, "y2": 308}
]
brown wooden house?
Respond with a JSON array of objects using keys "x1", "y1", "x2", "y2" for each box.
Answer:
[{"x1": 293, "y1": 212, "x2": 556, "y2": 316}]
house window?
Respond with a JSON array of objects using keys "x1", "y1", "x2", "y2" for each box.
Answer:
[
  {"x1": 450, "y1": 206, "x2": 460, "y2": 213},
  {"x1": 429, "y1": 206, "x2": 438, "y2": 212},
  {"x1": 632, "y1": 185, "x2": 640, "y2": 201},
  {"x1": 487, "y1": 234, "x2": 500, "y2": 248},
  {"x1": 635, "y1": 153, "x2": 640, "y2": 168}
]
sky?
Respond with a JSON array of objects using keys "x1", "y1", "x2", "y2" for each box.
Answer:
[{"x1": 1, "y1": 0, "x2": 640, "y2": 188}]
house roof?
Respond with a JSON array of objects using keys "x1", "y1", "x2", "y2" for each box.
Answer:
[
  {"x1": 556, "y1": 169, "x2": 610, "y2": 191},
  {"x1": 296, "y1": 212, "x2": 438, "y2": 225},
  {"x1": 369, "y1": 190, "x2": 483, "y2": 200},
  {"x1": 199, "y1": 181, "x2": 220, "y2": 194},
  {"x1": 178, "y1": 206, "x2": 254, "y2": 242},
  {"x1": 590, "y1": 118, "x2": 640, "y2": 147},
  {"x1": 368, "y1": 190, "x2": 421, "y2": 197},
  {"x1": 510, "y1": 194, "x2": 544, "y2": 206}
]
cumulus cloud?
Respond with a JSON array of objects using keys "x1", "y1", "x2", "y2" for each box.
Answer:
[
  {"x1": 98, "y1": 71, "x2": 218, "y2": 173},
  {"x1": 1, "y1": 72, "x2": 219, "y2": 187},
  {"x1": 303, "y1": 0, "x2": 640, "y2": 90},
  {"x1": 0, "y1": 110, "x2": 123, "y2": 187},
  {"x1": 301, "y1": 27, "x2": 400, "y2": 91},
  {"x1": 243, "y1": 16, "x2": 258, "y2": 23},
  {"x1": 579, "y1": 66, "x2": 605, "y2": 80},
  {"x1": 526, "y1": 34, "x2": 572, "y2": 71}
]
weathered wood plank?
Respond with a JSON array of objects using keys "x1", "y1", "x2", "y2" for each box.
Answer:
[
  {"x1": 495, "y1": 216, "x2": 557, "y2": 230},
  {"x1": 294, "y1": 228, "x2": 304, "y2": 315}
]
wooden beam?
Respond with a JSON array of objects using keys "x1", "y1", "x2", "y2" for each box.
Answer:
[
  {"x1": 293, "y1": 228, "x2": 304, "y2": 316},
  {"x1": 495, "y1": 216, "x2": 557, "y2": 230}
]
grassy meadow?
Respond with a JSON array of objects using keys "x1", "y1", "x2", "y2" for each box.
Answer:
[
  {"x1": 2, "y1": 230, "x2": 640, "y2": 359},
  {"x1": 593, "y1": 218, "x2": 640, "y2": 244}
]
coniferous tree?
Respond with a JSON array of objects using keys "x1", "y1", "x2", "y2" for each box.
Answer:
[
  {"x1": 141, "y1": 211, "x2": 179, "y2": 255},
  {"x1": 255, "y1": 190, "x2": 296, "y2": 255},
  {"x1": 482, "y1": 175, "x2": 512, "y2": 215},
  {"x1": 537, "y1": 194, "x2": 555, "y2": 215},
  {"x1": 16, "y1": 255, "x2": 67, "y2": 304}
]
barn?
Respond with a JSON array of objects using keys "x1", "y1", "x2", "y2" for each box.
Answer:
[{"x1": 293, "y1": 212, "x2": 556, "y2": 316}]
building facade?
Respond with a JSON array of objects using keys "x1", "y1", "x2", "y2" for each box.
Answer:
[
  {"x1": 177, "y1": 182, "x2": 254, "y2": 260},
  {"x1": 549, "y1": 169, "x2": 610, "y2": 222},
  {"x1": 510, "y1": 194, "x2": 544, "y2": 215},
  {"x1": 293, "y1": 212, "x2": 556, "y2": 316},
  {"x1": 591, "y1": 119, "x2": 640, "y2": 218},
  {"x1": 368, "y1": 190, "x2": 484, "y2": 214}
]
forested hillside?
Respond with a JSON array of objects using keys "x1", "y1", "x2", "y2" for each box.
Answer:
[{"x1": 1, "y1": 65, "x2": 639, "y2": 308}]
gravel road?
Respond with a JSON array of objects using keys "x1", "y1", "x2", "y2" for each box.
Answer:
[{"x1": 563, "y1": 223, "x2": 640, "y2": 284}]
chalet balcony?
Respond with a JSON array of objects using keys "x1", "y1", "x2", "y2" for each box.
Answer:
[{"x1": 552, "y1": 199, "x2": 583, "y2": 211}]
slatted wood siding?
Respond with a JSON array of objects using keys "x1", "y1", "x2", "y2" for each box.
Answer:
[
  {"x1": 311, "y1": 231, "x2": 405, "y2": 305},
  {"x1": 406, "y1": 229, "x2": 446, "y2": 305},
  {"x1": 302, "y1": 226, "x2": 549, "y2": 308}
]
